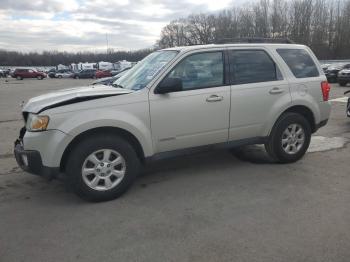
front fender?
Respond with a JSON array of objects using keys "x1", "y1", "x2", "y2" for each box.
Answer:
[{"x1": 49, "y1": 106, "x2": 153, "y2": 158}]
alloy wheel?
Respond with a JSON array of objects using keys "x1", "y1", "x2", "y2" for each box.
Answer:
[
  {"x1": 81, "y1": 149, "x2": 126, "y2": 191},
  {"x1": 281, "y1": 123, "x2": 305, "y2": 154}
]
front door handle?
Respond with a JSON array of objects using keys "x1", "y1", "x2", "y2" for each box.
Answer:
[
  {"x1": 269, "y1": 87, "x2": 284, "y2": 94},
  {"x1": 206, "y1": 95, "x2": 224, "y2": 102}
]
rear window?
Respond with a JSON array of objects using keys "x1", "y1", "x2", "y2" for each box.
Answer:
[{"x1": 277, "y1": 49, "x2": 319, "y2": 78}]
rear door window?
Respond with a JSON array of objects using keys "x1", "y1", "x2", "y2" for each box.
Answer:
[
  {"x1": 228, "y1": 50, "x2": 282, "y2": 85},
  {"x1": 276, "y1": 49, "x2": 319, "y2": 78}
]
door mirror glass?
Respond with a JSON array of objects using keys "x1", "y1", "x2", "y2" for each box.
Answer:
[{"x1": 155, "y1": 77, "x2": 183, "y2": 94}]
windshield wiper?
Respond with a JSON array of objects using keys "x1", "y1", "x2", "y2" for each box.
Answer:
[{"x1": 112, "y1": 84, "x2": 125, "y2": 89}]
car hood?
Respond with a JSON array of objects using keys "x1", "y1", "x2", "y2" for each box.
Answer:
[
  {"x1": 23, "y1": 84, "x2": 133, "y2": 113},
  {"x1": 92, "y1": 76, "x2": 115, "y2": 85}
]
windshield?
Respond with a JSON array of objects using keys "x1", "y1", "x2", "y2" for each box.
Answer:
[{"x1": 113, "y1": 50, "x2": 178, "y2": 90}]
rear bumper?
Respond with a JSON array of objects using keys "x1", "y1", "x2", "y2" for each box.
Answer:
[{"x1": 14, "y1": 139, "x2": 59, "y2": 180}]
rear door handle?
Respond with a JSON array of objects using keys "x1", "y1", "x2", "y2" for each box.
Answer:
[
  {"x1": 269, "y1": 87, "x2": 284, "y2": 94},
  {"x1": 206, "y1": 95, "x2": 224, "y2": 102}
]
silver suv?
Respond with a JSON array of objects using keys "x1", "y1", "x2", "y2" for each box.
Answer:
[{"x1": 14, "y1": 43, "x2": 331, "y2": 201}]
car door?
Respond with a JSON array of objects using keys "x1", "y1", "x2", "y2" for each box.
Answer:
[
  {"x1": 149, "y1": 51, "x2": 231, "y2": 153},
  {"x1": 30, "y1": 69, "x2": 37, "y2": 78},
  {"x1": 24, "y1": 69, "x2": 33, "y2": 78},
  {"x1": 83, "y1": 70, "x2": 88, "y2": 78},
  {"x1": 227, "y1": 48, "x2": 291, "y2": 141}
]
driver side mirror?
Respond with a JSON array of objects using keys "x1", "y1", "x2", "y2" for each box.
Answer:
[{"x1": 155, "y1": 77, "x2": 183, "y2": 94}]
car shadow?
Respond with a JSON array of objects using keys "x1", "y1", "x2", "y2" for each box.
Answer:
[
  {"x1": 4, "y1": 145, "x2": 275, "y2": 205},
  {"x1": 140, "y1": 145, "x2": 274, "y2": 179},
  {"x1": 229, "y1": 145, "x2": 276, "y2": 164}
]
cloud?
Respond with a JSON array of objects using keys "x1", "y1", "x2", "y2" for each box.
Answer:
[{"x1": 0, "y1": 0, "x2": 234, "y2": 52}]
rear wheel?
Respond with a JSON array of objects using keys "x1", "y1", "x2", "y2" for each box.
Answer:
[
  {"x1": 16, "y1": 76, "x2": 22, "y2": 80},
  {"x1": 265, "y1": 113, "x2": 311, "y2": 163},
  {"x1": 37, "y1": 75, "x2": 43, "y2": 80},
  {"x1": 66, "y1": 135, "x2": 140, "y2": 202},
  {"x1": 58, "y1": 75, "x2": 62, "y2": 79}
]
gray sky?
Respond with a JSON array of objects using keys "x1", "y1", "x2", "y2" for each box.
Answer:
[{"x1": 0, "y1": 0, "x2": 235, "y2": 52}]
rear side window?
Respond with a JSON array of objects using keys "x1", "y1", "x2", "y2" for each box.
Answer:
[
  {"x1": 277, "y1": 49, "x2": 319, "y2": 78},
  {"x1": 229, "y1": 50, "x2": 282, "y2": 85}
]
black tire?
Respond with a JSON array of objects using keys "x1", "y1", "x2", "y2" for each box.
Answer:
[
  {"x1": 265, "y1": 113, "x2": 311, "y2": 163},
  {"x1": 16, "y1": 76, "x2": 22, "y2": 80},
  {"x1": 58, "y1": 75, "x2": 62, "y2": 79},
  {"x1": 37, "y1": 75, "x2": 43, "y2": 80},
  {"x1": 338, "y1": 81, "x2": 347, "y2": 87},
  {"x1": 66, "y1": 134, "x2": 140, "y2": 202}
]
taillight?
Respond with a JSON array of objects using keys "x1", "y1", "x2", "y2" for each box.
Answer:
[{"x1": 321, "y1": 81, "x2": 331, "y2": 101}]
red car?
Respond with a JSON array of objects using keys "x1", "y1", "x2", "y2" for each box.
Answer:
[
  {"x1": 95, "y1": 70, "x2": 112, "y2": 78},
  {"x1": 12, "y1": 68, "x2": 46, "y2": 80}
]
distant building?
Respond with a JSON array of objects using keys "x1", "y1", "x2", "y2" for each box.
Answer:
[
  {"x1": 97, "y1": 61, "x2": 114, "y2": 71},
  {"x1": 56, "y1": 64, "x2": 69, "y2": 70},
  {"x1": 114, "y1": 60, "x2": 132, "y2": 71},
  {"x1": 70, "y1": 62, "x2": 97, "y2": 71},
  {"x1": 68, "y1": 60, "x2": 136, "y2": 72}
]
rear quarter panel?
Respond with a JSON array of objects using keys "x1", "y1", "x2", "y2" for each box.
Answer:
[{"x1": 267, "y1": 45, "x2": 331, "y2": 129}]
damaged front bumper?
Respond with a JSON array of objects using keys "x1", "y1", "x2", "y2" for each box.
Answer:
[{"x1": 14, "y1": 135, "x2": 60, "y2": 180}]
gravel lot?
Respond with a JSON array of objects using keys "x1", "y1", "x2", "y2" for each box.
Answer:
[{"x1": 0, "y1": 77, "x2": 350, "y2": 262}]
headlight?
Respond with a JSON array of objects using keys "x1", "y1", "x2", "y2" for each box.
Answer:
[{"x1": 26, "y1": 114, "x2": 49, "y2": 131}]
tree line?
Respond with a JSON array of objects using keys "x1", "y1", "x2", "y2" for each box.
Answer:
[
  {"x1": 158, "y1": 0, "x2": 350, "y2": 60},
  {"x1": 0, "y1": 49, "x2": 153, "y2": 67},
  {"x1": 1, "y1": 0, "x2": 350, "y2": 66}
]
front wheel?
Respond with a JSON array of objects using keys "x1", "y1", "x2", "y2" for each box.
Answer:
[
  {"x1": 265, "y1": 113, "x2": 311, "y2": 163},
  {"x1": 16, "y1": 76, "x2": 22, "y2": 80},
  {"x1": 66, "y1": 135, "x2": 140, "y2": 202}
]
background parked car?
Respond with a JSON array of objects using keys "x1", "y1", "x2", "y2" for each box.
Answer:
[
  {"x1": 110, "y1": 67, "x2": 131, "y2": 76},
  {"x1": 325, "y1": 63, "x2": 350, "y2": 83},
  {"x1": 92, "y1": 68, "x2": 130, "y2": 86},
  {"x1": 95, "y1": 70, "x2": 112, "y2": 78},
  {"x1": 0, "y1": 68, "x2": 10, "y2": 77},
  {"x1": 12, "y1": 68, "x2": 46, "y2": 80},
  {"x1": 338, "y1": 68, "x2": 350, "y2": 86},
  {"x1": 321, "y1": 63, "x2": 330, "y2": 72},
  {"x1": 47, "y1": 68, "x2": 57, "y2": 78},
  {"x1": 55, "y1": 69, "x2": 74, "y2": 78},
  {"x1": 73, "y1": 69, "x2": 97, "y2": 79}
]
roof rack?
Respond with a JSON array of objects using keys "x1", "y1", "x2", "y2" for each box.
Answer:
[{"x1": 215, "y1": 37, "x2": 295, "y2": 44}]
